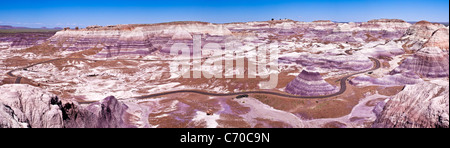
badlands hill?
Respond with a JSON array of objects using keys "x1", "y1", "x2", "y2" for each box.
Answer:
[{"x1": 285, "y1": 68, "x2": 338, "y2": 96}]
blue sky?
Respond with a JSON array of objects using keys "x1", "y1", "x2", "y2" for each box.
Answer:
[{"x1": 0, "y1": 0, "x2": 448, "y2": 28}]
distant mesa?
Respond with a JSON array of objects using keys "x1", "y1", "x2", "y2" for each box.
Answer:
[
  {"x1": 53, "y1": 27, "x2": 63, "y2": 30},
  {"x1": 312, "y1": 20, "x2": 333, "y2": 23},
  {"x1": 367, "y1": 19, "x2": 407, "y2": 23},
  {"x1": 51, "y1": 21, "x2": 234, "y2": 57},
  {"x1": 0, "y1": 25, "x2": 28, "y2": 29},
  {"x1": 86, "y1": 25, "x2": 103, "y2": 29},
  {"x1": 0, "y1": 25, "x2": 14, "y2": 29},
  {"x1": 414, "y1": 20, "x2": 437, "y2": 26},
  {"x1": 413, "y1": 20, "x2": 445, "y2": 31},
  {"x1": 285, "y1": 68, "x2": 338, "y2": 96},
  {"x1": 0, "y1": 25, "x2": 62, "y2": 30},
  {"x1": 311, "y1": 20, "x2": 335, "y2": 25}
]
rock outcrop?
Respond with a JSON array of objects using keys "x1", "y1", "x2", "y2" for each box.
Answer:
[
  {"x1": 372, "y1": 81, "x2": 449, "y2": 128},
  {"x1": 0, "y1": 84, "x2": 63, "y2": 128},
  {"x1": 285, "y1": 69, "x2": 338, "y2": 96},
  {"x1": 402, "y1": 21, "x2": 446, "y2": 51},
  {"x1": 0, "y1": 103, "x2": 28, "y2": 128},
  {"x1": 0, "y1": 84, "x2": 128, "y2": 128},
  {"x1": 62, "y1": 96, "x2": 128, "y2": 128},
  {"x1": 423, "y1": 28, "x2": 449, "y2": 51}
]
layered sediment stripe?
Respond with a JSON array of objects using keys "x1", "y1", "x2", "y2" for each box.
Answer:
[
  {"x1": 285, "y1": 70, "x2": 338, "y2": 96},
  {"x1": 351, "y1": 70, "x2": 422, "y2": 86},
  {"x1": 392, "y1": 46, "x2": 449, "y2": 78}
]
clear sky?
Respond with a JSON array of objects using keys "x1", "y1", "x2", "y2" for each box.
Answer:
[{"x1": 0, "y1": 0, "x2": 448, "y2": 28}]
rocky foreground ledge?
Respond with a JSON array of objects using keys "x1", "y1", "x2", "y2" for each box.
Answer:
[
  {"x1": 0, "y1": 84, "x2": 128, "y2": 128},
  {"x1": 1, "y1": 82, "x2": 448, "y2": 128},
  {"x1": 372, "y1": 81, "x2": 449, "y2": 128}
]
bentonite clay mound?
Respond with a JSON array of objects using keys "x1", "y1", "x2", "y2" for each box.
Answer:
[
  {"x1": 350, "y1": 70, "x2": 422, "y2": 86},
  {"x1": 391, "y1": 46, "x2": 449, "y2": 78},
  {"x1": 285, "y1": 69, "x2": 338, "y2": 96}
]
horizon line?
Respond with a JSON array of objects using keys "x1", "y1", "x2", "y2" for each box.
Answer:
[{"x1": 1, "y1": 19, "x2": 449, "y2": 29}]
